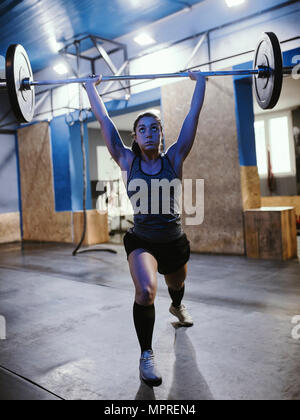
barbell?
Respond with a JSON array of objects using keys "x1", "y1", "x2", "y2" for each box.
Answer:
[{"x1": 0, "y1": 31, "x2": 296, "y2": 124}]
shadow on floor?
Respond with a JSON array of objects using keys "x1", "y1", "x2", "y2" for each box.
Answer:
[
  {"x1": 135, "y1": 382, "x2": 156, "y2": 400},
  {"x1": 167, "y1": 325, "x2": 214, "y2": 400},
  {"x1": 134, "y1": 324, "x2": 214, "y2": 400}
]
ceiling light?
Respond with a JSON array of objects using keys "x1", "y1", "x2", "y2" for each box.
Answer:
[
  {"x1": 53, "y1": 63, "x2": 68, "y2": 75},
  {"x1": 134, "y1": 33, "x2": 156, "y2": 46},
  {"x1": 49, "y1": 36, "x2": 63, "y2": 53},
  {"x1": 225, "y1": 0, "x2": 245, "y2": 7}
]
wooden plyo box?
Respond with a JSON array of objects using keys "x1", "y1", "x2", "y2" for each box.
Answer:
[
  {"x1": 244, "y1": 207, "x2": 297, "y2": 261},
  {"x1": 73, "y1": 210, "x2": 109, "y2": 246}
]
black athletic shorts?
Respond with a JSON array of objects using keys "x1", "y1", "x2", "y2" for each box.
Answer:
[{"x1": 123, "y1": 229, "x2": 190, "y2": 275}]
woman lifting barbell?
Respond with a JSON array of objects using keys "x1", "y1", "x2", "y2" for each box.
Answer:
[{"x1": 85, "y1": 70, "x2": 206, "y2": 387}]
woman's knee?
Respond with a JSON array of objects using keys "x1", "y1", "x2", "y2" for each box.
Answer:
[
  {"x1": 135, "y1": 284, "x2": 156, "y2": 305},
  {"x1": 164, "y1": 264, "x2": 187, "y2": 290},
  {"x1": 167, "y1": 280, "x2": 185, "y2": 291},
  {"x1": 128, "y1": 249, "x2": 158, "y2": 305}
]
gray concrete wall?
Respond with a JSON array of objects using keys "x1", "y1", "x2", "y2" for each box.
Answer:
[
  {"x1": 161, "y1": 77, "x2": 244, "y2": 255},
  {"x1": 0, "y1": 132, "x2": 21, "y2": 243},
  {"x1": 0, "y1": 133, "x2": 19, "y2": 213},
  {"x1": 88, "y1": 128, "x2": 132, "y2": 181}
]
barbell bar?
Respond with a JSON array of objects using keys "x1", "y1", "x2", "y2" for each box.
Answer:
[
  {"x1": 1, "y1": 31, "x2": 297, "y2": 123},
  {"x1": 0, "y1": 68, "x2": 266, "y2": 89},
  {"x1": 21, "y1": 68, "x2": 263, "y2": 87}
]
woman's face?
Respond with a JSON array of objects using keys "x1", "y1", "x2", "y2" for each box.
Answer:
[{"x1": 135, "y1": 116, "x2": 162, "y2": 153}]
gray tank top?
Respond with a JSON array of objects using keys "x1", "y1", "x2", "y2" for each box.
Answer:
[{"x1": 126, "y1": 154, "x2": 183, "y2": 243}]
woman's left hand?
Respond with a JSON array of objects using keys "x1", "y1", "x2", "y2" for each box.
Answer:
[{"x1": 188, "y1": 70, "x2": 206, "y2": 84}]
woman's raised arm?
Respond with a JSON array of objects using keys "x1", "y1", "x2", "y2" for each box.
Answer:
[
  {"x1": 85, "y1": 77, "x2": 133, "y2": 168},
  {"x1": 166, "y1": 71, "x2": 206, "y2": 169}
]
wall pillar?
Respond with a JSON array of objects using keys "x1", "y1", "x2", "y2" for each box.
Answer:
[{"x1": 233, "y1": 71, "x2": 261, "y2": 209}]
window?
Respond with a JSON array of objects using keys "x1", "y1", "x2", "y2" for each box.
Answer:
[
  {"x1": 269, "y1": 117, "x2": 291, "y2": 174},
  {"x1": 254, "y1": 120, "x2": 267, "y2": 176},
  {"x1": 254, "y1": 111, "x2": 296, "y2": 177}
]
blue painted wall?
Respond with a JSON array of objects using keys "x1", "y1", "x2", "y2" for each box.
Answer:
[
  {"x1": 69, "y1": 122, "x2": 92, "y2": 212},
  {"x1": 233, "y1": 61, "x2": 257, "y2": 167},
  {"x1": 50, "y1": 116, "x2": 72, "y2": 211},
  {"x1": 282, "y1": 46, "x2": 300, "y2": 67},
  {"x1": 105, "y1": 88, "x2": 161, "y2": 117},
  {"x1": 50, "y1": 115, "x2": 92, "y2": 212}
]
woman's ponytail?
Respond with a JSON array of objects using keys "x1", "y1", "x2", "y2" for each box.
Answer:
[{"x1": 131, "y1": 140, "x2": 142, "y2": 156}]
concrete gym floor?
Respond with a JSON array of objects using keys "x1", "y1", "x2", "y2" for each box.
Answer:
[{"x1": 0, "y1": 239, "x2": 300, "y2": 400}]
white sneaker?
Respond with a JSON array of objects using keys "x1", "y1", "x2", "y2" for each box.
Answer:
[
  {"x1": 139, "y1": 350, "x2": 162, "y2": 387},
  {"x1": 169, "y1": 304, "x2": 194, "y2": 326}
]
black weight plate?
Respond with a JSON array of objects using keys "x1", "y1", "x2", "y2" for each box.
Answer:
[
  {"x1": 6, "y1": 44, "x2": 35, "y2": 123},
  {"x1": 253, "y1": 32, "x2": 283, "y2": 110}
]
